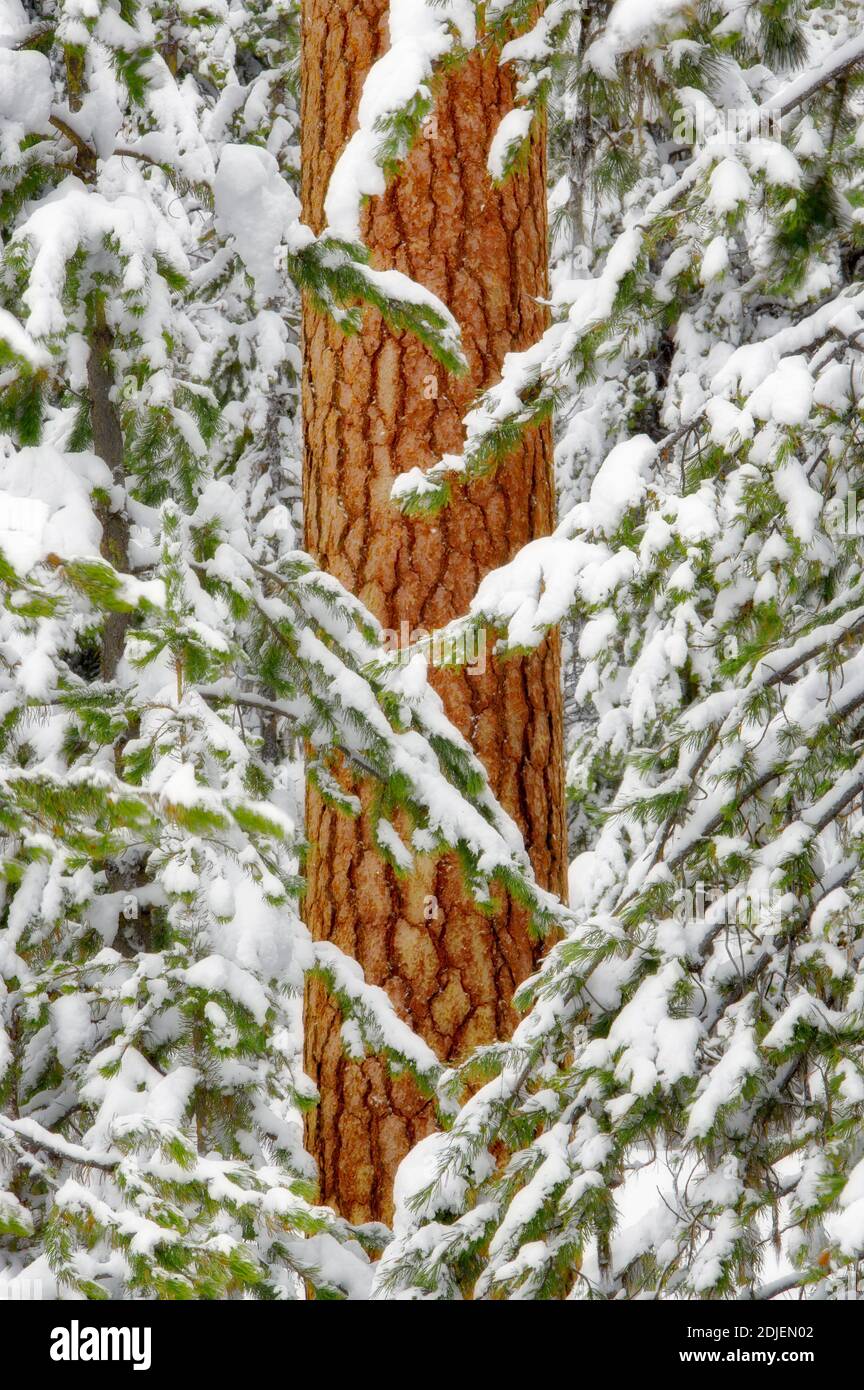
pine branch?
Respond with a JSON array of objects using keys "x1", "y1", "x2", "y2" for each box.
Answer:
[{"x1": 0, "y1": 1116, "x2": 119, "y2": 1171}]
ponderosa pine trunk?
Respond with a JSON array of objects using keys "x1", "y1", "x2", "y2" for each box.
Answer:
[{"x1": 301, "y1": 0, "x2": 567, "y2": 1225}]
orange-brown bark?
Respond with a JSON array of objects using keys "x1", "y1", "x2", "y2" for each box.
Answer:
[{"x1": 301, "y1": 0, "x2": 566, "y2": 1225}]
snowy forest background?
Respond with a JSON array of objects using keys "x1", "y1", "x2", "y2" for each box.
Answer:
[{"x1": 2, "y1": 0, "x2": 864, "y2": 1301}]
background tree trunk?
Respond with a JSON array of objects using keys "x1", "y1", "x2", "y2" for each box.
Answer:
[
  {"x1": 301, "y1": 0, "x2": 567, "y2": 1226},
  {"x1": 87, "y1": 316, "x2": 131, "y2": 683}
]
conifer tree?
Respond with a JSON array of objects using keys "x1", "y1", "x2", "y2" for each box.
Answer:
[
  {"x1": 0, "y1": 0, "x2": 563, "y2": 1297},
  {"x1": 300, "y1": 0, "x2": 567, "y2": 1226},
  {"x1": 4, "y1": 0, "x2": 864, "y2": 1305}
]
